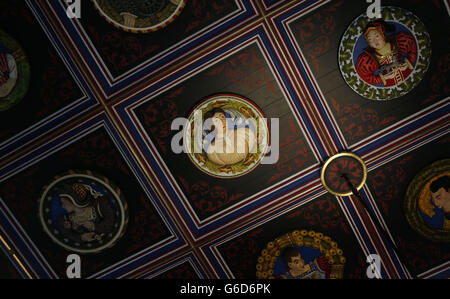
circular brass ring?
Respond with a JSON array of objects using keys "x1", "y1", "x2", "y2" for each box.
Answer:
[{"x1": 321, "y1": 152, "x2": 367, "y2": 196}]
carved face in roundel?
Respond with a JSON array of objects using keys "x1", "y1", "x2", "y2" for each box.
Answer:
[
  {"x1": 287, "y1": 253, "x2": 306, "y2": 272},
  {"x1": 365, "y1": 29, "x2": 386, "y2": 50}
]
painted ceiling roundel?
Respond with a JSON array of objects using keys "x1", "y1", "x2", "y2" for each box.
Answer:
[
  {"x1": 184, "y1": 94, "x2": 270, "y2": 179},
  {"x1": 404, "y1": 159, "x2": 450, "y2": 243},
  {"x1": 256, "y1": 230, "x2": 345, "y2": 279},
  {"x1": 0, "y1": 29, "x2": 30, "y2": 112},
  {"x1": 38, "y1": 170, "x2": 129, "y2": 254},
  {"x1": 338, "y1": 6, "x2": 431, "y2": 101},
  {"x1": 92, "y1": 0, "x2": 186, "y2": 33}
]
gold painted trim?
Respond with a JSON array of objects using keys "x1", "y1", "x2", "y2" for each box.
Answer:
[
  {"x1": 0, "y1": 233, "x2": 33, "y2": 279},
  {"x1": 321, "y1": 152, "x2": 367, "y2": 197}
]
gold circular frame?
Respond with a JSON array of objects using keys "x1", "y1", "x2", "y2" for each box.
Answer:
[{"x1": 321, "y1": 152, "x2": 367, "y2": 196}]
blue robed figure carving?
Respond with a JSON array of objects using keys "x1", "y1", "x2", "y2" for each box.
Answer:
[
  {"x1": 275, "y1": 246, "x2": 332, "y2": 279},
  {"x1": 420, "y1": 176, "x2": 450, "y2": 231}
]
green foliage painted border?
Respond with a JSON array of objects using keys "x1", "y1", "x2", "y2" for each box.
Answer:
[
  {"x1": 0, "y1": 29, "x2": 30, "y2": 112},
  {"x1": 404, "y1": 159, "x2": 450, "y2": 243},
  {"x1": 338, "y1": 6, "x2": 431, "y2": 101}
]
